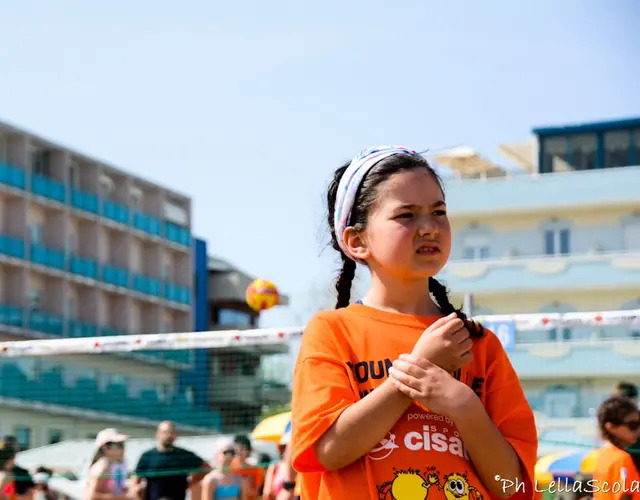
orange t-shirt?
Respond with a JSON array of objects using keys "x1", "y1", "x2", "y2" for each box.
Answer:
[
  {"x1": 231, "y1": 459, "x2": 265, "y2": 499},
  {"x1": 291, "y1": 304, "x2": 538, "y2": 500},
  {"x1": 2, "y1": 481, "x2": 16, "y2": 500},
  {"x1": 593, "y1": 444, "x2": 640, "y2": 500}
]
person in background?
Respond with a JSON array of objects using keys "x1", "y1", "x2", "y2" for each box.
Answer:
[
  {"x1": 253, "y1": 455, "x2": 271, "y2": 499},
  {"x1": 612, "y1": 382, "x2": 640, "y2": 472},
  {"x1": 131, "y1": 421, "x2": 209, "y2": 500},
  {"x1": 32, "y1": 467, "x2": 57, "y2": 500},
  {"x1": 3, "y1": 437, "x2": 33, "y2": 500},
  {"x1": 201, "y1": 438, "x2": 248, "y2": 500},
  {"x1": 230, "y1": 435, "x2": 264, "y2": 500},
  {"x1": 0, "y1": 440, "x2": 16, "y2": 500},
  {"x1": 262, "y1": 436, "x2": 295, "y2": 500},
  {"x1": 85, "y1": 428, "x2": 131, "y2": 500},
  {"x1": 593, "y1": 396, "x2": 640, "y2": 500}
]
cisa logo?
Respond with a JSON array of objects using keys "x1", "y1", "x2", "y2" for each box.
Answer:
[{"x1": 368, "y1": 432, "x2": 400, "y2": 461}]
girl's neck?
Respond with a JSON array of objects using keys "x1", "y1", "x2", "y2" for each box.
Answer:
[{"x1": 363, "y1": 275, "x2": 441, "y2": 316}]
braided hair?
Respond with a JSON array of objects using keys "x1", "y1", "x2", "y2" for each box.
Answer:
[{"x1": 326, "y1": 153, "x2": 483, "y2": 338}]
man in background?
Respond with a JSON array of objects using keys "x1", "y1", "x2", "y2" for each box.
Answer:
[
  {"x1": 231, "y1": 435, "x2": 264, "y2": 500},
  {"x1": 131, "y1": 421, "x2": 209, "y2": 500},
  {"x1": 612, "y1": 381, "x2": 640, "y2": 471},
  {"x1": 2, "y1": 437, "x2": 33, "y2": 500}
]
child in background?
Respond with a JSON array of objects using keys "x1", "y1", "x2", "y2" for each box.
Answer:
[
  {"x1": 291, "y1": 146, "x2": 537, "y2": 500},
  {"x1": 593, "y1": 396, "x2": 640, "y2": 500}
]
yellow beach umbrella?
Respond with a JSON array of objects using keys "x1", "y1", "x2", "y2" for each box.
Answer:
[
  {"x1": 535, "y1": 451, "x2": 571, "y2": 486},
  {"x1": 251, "y1": 411, "x2": 291, "y2": 443},
  {"x1": 580, "y1": 449, "x2": 600, "y2": 475}
]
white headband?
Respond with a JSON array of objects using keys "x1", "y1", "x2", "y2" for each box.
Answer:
[{"x1": 333, "y1": 145, "x2": 418, "y2": 260}]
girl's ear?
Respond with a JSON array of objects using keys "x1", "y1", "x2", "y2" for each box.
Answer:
[{"x1": 343, "y1": 227, "x2": 370, "y2": 261}]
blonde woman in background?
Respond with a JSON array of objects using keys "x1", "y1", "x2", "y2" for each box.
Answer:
[
  {"x1": 201, "y1": 438, "x2": 248, "y2": 500},
  {"x1": 85, "y1": 429, "x2": 133, "y2": 500}
]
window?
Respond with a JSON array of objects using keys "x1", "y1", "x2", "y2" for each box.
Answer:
[
  {"x1": 48, "y1": 429, "x2": 63, "y2": 445},
  {"x1": 604, "y1": 130, "x2": 631, "y2": 168},
  {"x1": 544, "y1": 229, "x2": 570, "y2": 255},
  {"x1": 462, "y1": 235, "x2": 490, "y2": 260},
  {"x1": 541, "y1": 137, "x2": 569, "y2": 173},
  {"x1": 218, "y1": 309, "x2": 252, "y2": 327},
  {"x1": 66, "y1": 297, "x2": 76, "y2": 318},
  {"x1": 31, "y1": 150, "x2": 51, "y2": 177},
  {"x1": 623, "y1": 222, "x2": 640, "y2": 251},
  {"x1": 634, "y1": 129, "x2": 640, "y2": 165},
  {"x1": 67, "y1": 232, "x2": 77, "y2": 253},
  {"x1": 69, "y1": 163, "x2": 79, "y2": 187},
  {"x1": 549, "y1": 327, "x2": 571, "y2": 341},
  {"x1": 27, "y1": 290, "x2": 41, "y2": 310},
  {"x1": 14, "y1": 426, "x2": 31, "y2": 450},
  {"x1": 30, "y1": 223, "x2": 42, "y2": 245},
  {"x1": 569, "y1": 134, "x2": 597, "y2": 171}
]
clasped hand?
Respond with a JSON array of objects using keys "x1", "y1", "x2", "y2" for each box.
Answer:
[{"x1": 388, "y1": 313, "x2": 477, "y2": 418}]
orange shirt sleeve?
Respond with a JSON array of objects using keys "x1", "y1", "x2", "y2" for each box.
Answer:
[
  {"x1": 600, "y1": 452, "x2": 640, "y2": 500},
  {"x1": 484, "y1": 332, "x2": 538, "y2": 500},
  {"x1": 291, "y1": 313, "x2": 357, "y2": 473}
]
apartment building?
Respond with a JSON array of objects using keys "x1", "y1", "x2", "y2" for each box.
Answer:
[
  {"x1": 435, "y1": 116, "x2": 640, "y2": 453},
  {"x1": 0, "y1": 119, "x2": 208, "y2": 449}
]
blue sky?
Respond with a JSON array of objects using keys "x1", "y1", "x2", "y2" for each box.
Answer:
[{"x1": 1, "y1": 0, "x2": 638, "y2": 332}]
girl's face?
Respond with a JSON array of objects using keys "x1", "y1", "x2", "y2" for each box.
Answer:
[
  {"x1": 219, "y1": 446, "x2": 235, "y2": 467},
  {"x1": 607, "y1": 410, "x2": 640, "y2": 447},
  {"x1": 353, "y1": 170, "x2": 451, "y2": 282},
  {"x1": 104, "y1": 442, "x2": 125, "y2": 462}
]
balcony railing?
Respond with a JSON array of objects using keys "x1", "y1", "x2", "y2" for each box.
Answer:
[
  {"x1": 0, "y1": 232, "x2": 190, "y2": 306},
  {"x1": 0, "y1": 164, "x2": 191, "y2": 248},
  {"x1": 444, "y1": 165, "x2": 640, "y2": 216},
  {"x1": 0, "y1": 358, "x2": 221, "y2": 430},
  {"x1": 438, "y1": 250, "x2": 640, "y2": 292},
  {"x1": 507, "y1": 338, "x2": 640, "y2": 379},
  {"x1": 0, "y1": 162, "x2": 26, "y2": 190},
  {"x1": 0, "y1": 305, "x2": 192, "y2": 367}
]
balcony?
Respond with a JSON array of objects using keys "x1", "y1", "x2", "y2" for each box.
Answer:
[
  {"x1": 210, "y1": 375, "x2": 261, "y2": 406},
  {"x1": 0, "y1": 162, "x2": 26, "y2": 190},
  {"x1": 0, "y1": 234, "x2": 25, "y2": 259},
  {"x1": 444, "y1": 165, "x2": 640, "y2": 216},
  {"x1": 0, "y1": 304, "x2": 24, "y2": 328},
  {"x1": 102, "y1": 265, "x2": 129, "y2": 288},
  {"x1": 134, "y1": 212, "x2": 162, "y2": 237},
  {"x1": 0, "y1": 359, "x2": 222, "y2": 430},
  {"x1": 261, "y1": 380, "x2": 291, "y2": 405},
  {"x1": 31, "y1": 174, "x2": 66, "y2": 203},
  {"x1": 165, "y1": 222, "x2": 191, "y2": 247},
  {"x1": 133, "y1": 274, "x2": 162, "y2": 297},
  {"x1": 508, "y1": 339, "x2": 640, "y2": 379},
  {"x1": 70, "y1": 189, "x2": 99, "y2": 214},
  {"x1": 68, "y1": 320, "x2": 99, "y2": 338},
  {"x1": 69, "y1": 255, "x2": 99, "y2": 280},
  {"x1": 437, "y1": 251, "x2": 640, "y2": 293},
  {"x1": 102, "y1": 200, "x2": 129, "y2": 225},
  {"x1": 165, "y1": 282, "x2": 191, "y2": 305},
  {"x1": 29, "y1": 311, "x2": 64, "y2": 336},
  {"x1": 30, "y1": 244, "x2": 66, "y2": 271}
]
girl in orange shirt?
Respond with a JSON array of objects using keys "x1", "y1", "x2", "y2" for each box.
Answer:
[
  {"x1": 291, "y1": 146, "x2": 538, "y2": 500},
  {"x1": 593, "y1": 396, "x2": 640, "y2": 500}
]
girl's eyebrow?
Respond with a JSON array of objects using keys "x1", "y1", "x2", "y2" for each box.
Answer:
[{"x1": 396, "y1": 200, "x2": 446, "y2": 210}]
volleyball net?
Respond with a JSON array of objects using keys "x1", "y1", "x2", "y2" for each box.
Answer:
[{"x1": 0, "y1": 308, "x2": 639, "y2": 457}]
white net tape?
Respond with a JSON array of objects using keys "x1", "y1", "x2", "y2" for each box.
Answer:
[{"x1": 0, "y1": 309, "x2": 638, "y2": 357}]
